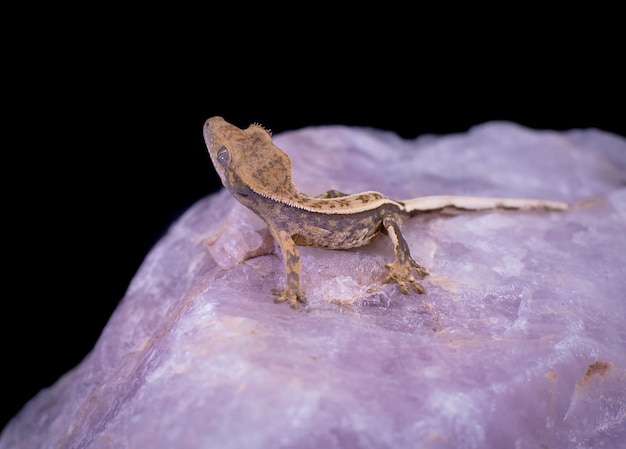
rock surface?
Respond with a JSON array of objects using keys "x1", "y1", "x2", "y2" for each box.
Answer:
[{"x1": 2, "y1": 122, "x2": 625, "y2": 449}]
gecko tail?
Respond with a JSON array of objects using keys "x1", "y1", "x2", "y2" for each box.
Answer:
[{"x1": 400, "y1": 195, "x2": 570, "y2": 213}]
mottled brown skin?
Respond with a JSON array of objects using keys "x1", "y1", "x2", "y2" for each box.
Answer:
[{"x1": 203, "y1": 116, "x2": 569, "y2": 308}]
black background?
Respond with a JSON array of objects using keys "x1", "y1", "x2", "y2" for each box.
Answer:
[{"x1": 3, "y1": 9, "x2": 624, "y2": 432}]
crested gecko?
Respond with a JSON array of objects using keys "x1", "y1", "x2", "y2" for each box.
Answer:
[{"x1": 203, "y1": 116, "x2": 569, "y2": 309}]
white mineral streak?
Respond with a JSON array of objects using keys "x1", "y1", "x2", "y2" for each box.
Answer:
[{"x1": 2, "y1": 122, "x2": 625, "y2": 449}]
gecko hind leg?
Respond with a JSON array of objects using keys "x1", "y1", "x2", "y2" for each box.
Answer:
[
  {"x1": 382, "y1": 216, "x2": 429, "y2": 294},
  {"x1": 315, "y1": 189, "x2": 350, "y2": 199}
]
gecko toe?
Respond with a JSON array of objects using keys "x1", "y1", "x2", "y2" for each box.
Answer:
[
  {"x1": 272, "y1": 288, "x2": 307, "y2": 308},
  {"x1": 410, "y1": 260, "x2": 429, "y2": 278},
  {"x1": 385, "y1": 261, "x2": 427, "y2": 295},
  {"x1": 410, "y1": 279, "x2": 426, "y2": 294}
]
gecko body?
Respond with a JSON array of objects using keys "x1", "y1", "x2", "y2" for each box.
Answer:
[{"x1": 204, "y1": 116, "x2": 569, "y2": 308}]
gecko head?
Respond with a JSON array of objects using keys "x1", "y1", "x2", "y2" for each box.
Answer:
[{"x1": 203, "y1": 116, "x2": 296, "y2": 199}]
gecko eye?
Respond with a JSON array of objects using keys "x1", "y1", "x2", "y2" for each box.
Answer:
[{"x1": 216, "y1": 146, "x2": 229, "y2": 166}]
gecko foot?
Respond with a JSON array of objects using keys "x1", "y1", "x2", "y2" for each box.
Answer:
[
  {"x1": 271, "y1": 288, "x2": 307, "y2": 309},
  {"x1": 384, "y1": 259, "x2": 429, "y2": 295}
]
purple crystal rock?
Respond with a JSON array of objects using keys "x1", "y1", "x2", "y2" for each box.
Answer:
[{"x1": 2, "y1": 122, "x2": 625, "y2": 449}]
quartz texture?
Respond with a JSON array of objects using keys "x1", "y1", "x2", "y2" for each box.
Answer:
[{"x1": 2, "y1": 122, "x2": 625, "y2": 449}]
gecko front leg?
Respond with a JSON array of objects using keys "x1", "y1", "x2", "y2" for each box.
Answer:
[
  {"x1": 382, "y1": 215, "x2": 429, "y2": 294},
  {"x1": 267, "y1": 226, "x2": 306, "y2": 309}
]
